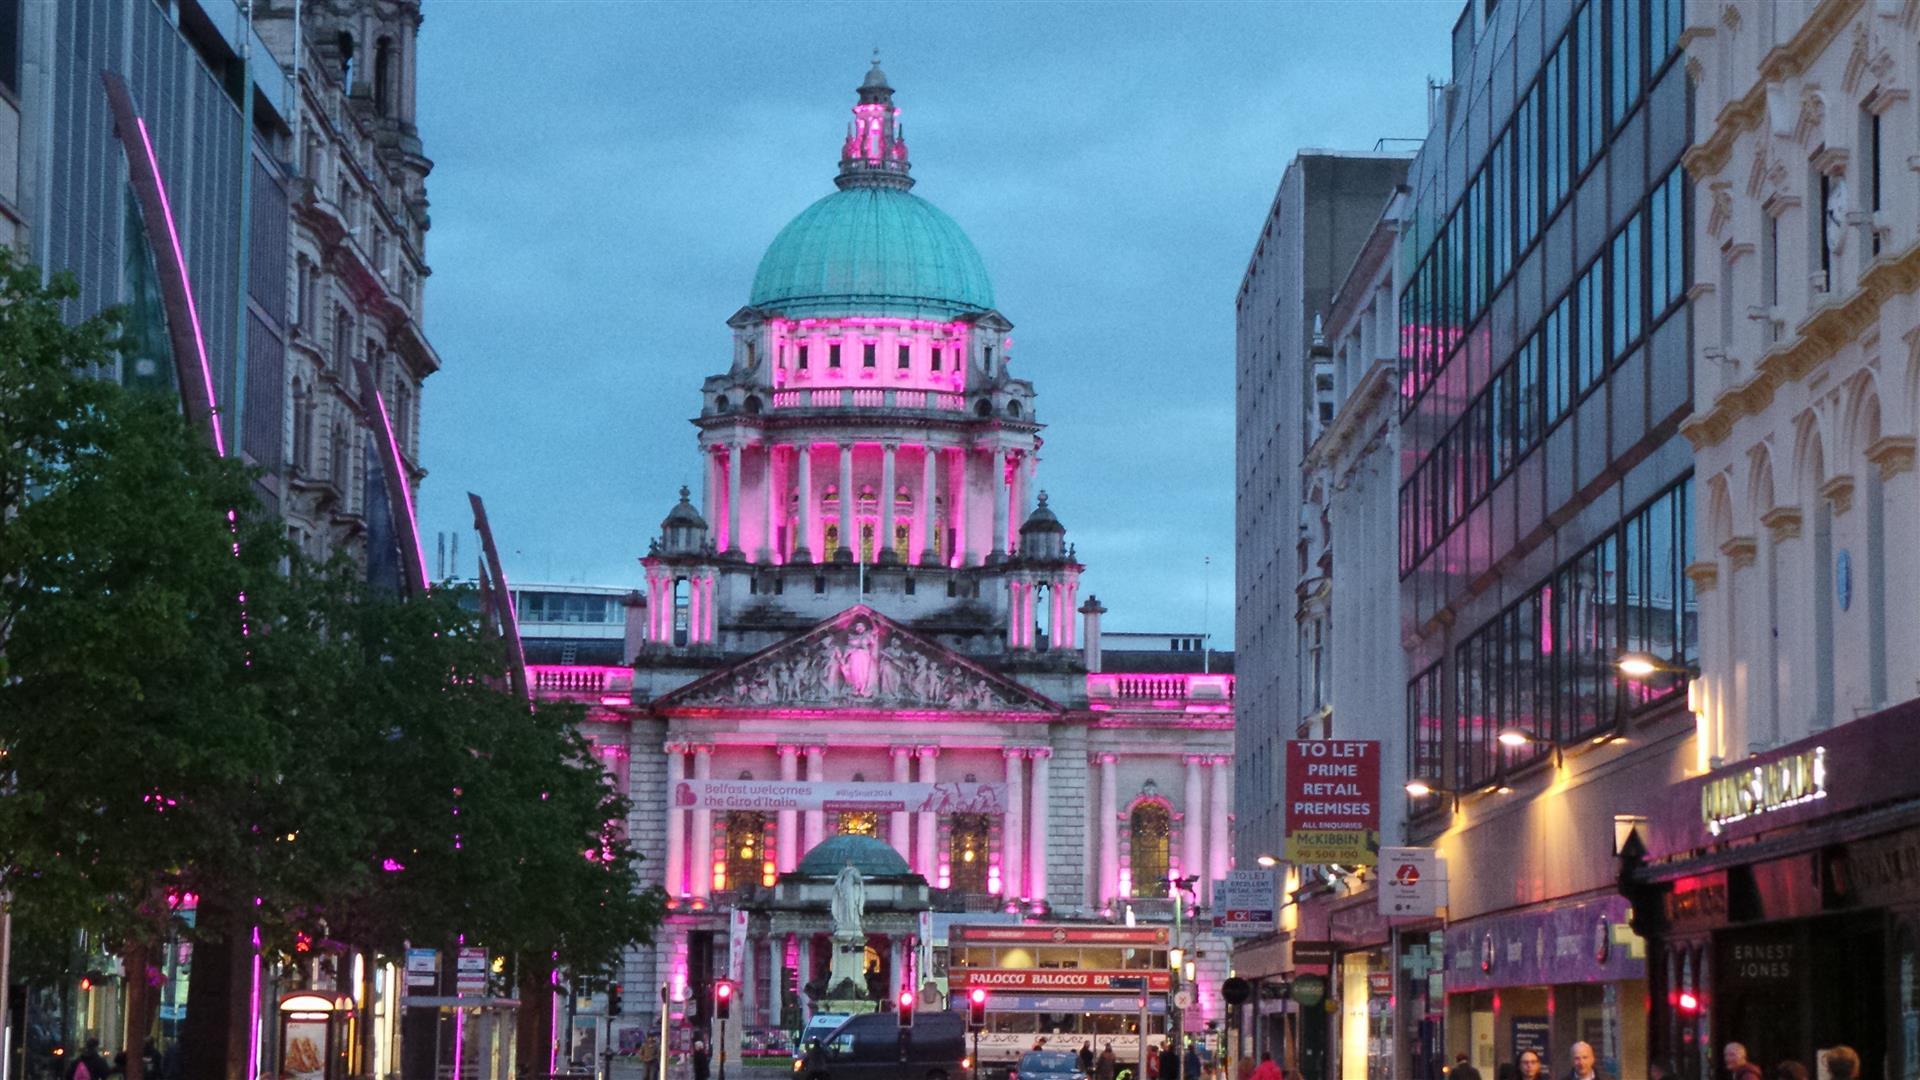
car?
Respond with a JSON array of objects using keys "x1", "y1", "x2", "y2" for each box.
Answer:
[
  {"x1": 791, "y1": 1012, "x2": 852, "y2": 1069},
  {"x1": 1010, "y1": 1050, "x2": 1088, "y2": 1080},
  {"x1": 796, "y1": 1010, "x2": 967, "y2": 1080}
]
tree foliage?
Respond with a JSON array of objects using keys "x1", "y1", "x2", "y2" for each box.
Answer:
[{"x1": 0, "y1": 249, "x2": 660, "y2": 992}]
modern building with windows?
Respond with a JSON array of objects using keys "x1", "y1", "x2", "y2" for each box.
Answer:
[
  {"x1": 1626, "y1": 4, "x2": 1920, "y2": 1078},
  {"x1": 527, "y1": 61, "x2": 1237, "y2": 1066},
  {"x1": 1395, "y1": 0, "x2": 1691, "y2": 1077}
]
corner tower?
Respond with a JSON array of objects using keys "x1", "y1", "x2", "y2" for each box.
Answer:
[{"x1": 638, "y1": 59, "x2": 1080, "y2": 669}]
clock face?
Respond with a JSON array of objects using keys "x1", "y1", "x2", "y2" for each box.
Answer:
[{"x1": 1826, "y1": 177, "x2": 1851, "y2": 256}]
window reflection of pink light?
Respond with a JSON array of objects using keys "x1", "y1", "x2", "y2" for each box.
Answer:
[
  {"x1": 372, "y1": 387, "x2": 431, "y2": 593},
  {"x1": 135, "y1": 118, "x2": 223, "y2": 457}
]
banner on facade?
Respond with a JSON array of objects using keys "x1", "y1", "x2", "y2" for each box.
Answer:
[
  {"x1": 728, "y1": 909, "x2": 748, "y2": 983},
  {"x1": 1282, "y1": 740, "x2": 1381, "y2": 865},
  {"x1": 953, "y1": 968, "x2": 1173, "y2": 993},
  {"x1": 951, "y1": 924, "x2": 1169, "y2": 946},
  {"x1": 1218, "y1": 870, "x2": 1278, "y2": 936},
  {"x1": 674, "y1": 778, "x2": 1006, "y2": 814},
  {"x1": 1378, "y1": 847, "x2": 1446, "y2": 917}
]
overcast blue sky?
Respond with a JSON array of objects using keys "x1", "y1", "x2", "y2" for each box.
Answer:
[{"x1": 414, "y1": 0, "x2": 1459, "y2": 642}]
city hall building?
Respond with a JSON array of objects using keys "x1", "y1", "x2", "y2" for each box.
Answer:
[{"x1": 530, "y1": 61, "x2": 1237, "y2": 1060}]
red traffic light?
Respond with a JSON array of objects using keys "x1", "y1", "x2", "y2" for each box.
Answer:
[
  {"x1": 967, "y1": 987, "x2": 987, "y2": 1029},
  {"x1": 716, "y1": 983, "x2": 733, "y2": 1000},
  {"x1": 715, "y1": 981, "x2": 733, "y2": 1020},
  {"x1": 968, "y1": 988, "x2": 987, "y2": 1005},
  {"x1": 1676, "y1": 990, "x2": 1700, "y2": 1013},
  {"x1": 897, "y1": 989, "x2": 916, "y2": 1027}
]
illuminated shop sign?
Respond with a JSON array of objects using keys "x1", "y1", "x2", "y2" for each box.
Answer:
[{"x1": 1700, "y1": 747, "x2": 1827, "y2": 836}]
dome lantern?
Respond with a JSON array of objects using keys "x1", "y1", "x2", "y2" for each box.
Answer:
[
  {"x1": 1018, "y1": 492, "x2": 1068, "y2": 561},
  {"x1": 659, "y1": 486, "x2": 710, "y2": 555},
  {"x1": 837, "y1": 50, "x2": 913, "y2": 192}
]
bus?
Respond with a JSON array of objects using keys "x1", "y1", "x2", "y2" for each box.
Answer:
[{"x1": 945, "y1": 924, "x2": 1176, "y2": 1077}]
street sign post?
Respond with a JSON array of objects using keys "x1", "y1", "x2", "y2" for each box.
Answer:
[{"x1": 1378, "y1": 848, "x2": 1447, "y2": 916}]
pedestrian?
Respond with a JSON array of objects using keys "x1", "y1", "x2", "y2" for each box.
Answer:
[
  {"x1": 1080, "y1": 1042, "x2": 1095, "y2": 1073},
  {"x1": 69, "y1": 1038, "x2": 110, "y2": 1080},
  {"x1": 690, "y1": 1038, "x2": 710, "y2": 1080},
  {"x1": 1769, "y1": 1062, "x2": 1808, "y2": 1080},
  {"x1": 1184, "y1": 1041, "x2": 1203, "y2": 1080},
  {"x1": 1247, "y1": 1051, "x2": 1282, "y2": 1080},
  {"x1": 1449, "y1": 1052, "x2": 1483, "y2": 1080},
  {"x1": 1496, "y1": 1065, "x2": 1518, "y2": 1080},
  {"x1": 1823, "y1": 1046, "x2": 1861, "y2": 1080},
  {"x1": 1098, "y1": 1044, "x2": 1118, "y2": 1080},
  {"x1": 1565, "y1": 1041, "x2": 1609, "y2": 1080},
  {"x1": 1146, "y1": 1042, "x2": 1160, "y2": 1080},
  {"x1": 140, "y1": 1043, "x2": 162, "y2": 1080},
  {"x1": 1517, "y1": 1049, "x2": 1545, "y2": 1079},
  {"x1": 1159, "y1": 1039, "x2": 1182, "y2": 1080},
  {"x1": 1724, "y1": 1043, "x2": 1763, "y2": 1080}
]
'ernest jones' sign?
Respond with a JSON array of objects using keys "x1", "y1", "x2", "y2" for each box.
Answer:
[{"x1": 1283, "y1": 740, "x2": 1381, "y2": 866}]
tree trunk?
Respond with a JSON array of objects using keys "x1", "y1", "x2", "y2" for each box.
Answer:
[
  {"x1": 121, "y1": 940, "x2": 154, "y2": 1080},
  {"x1": 513, "y1": 959, "x2": 554, "y2": 1080},
  {"x1": 180, "y1": 901, "x2": 253, "y2": 1080}
]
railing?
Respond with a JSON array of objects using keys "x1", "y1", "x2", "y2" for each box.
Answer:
[
  {"x1": 935, "y1": 393, "x2": 966, "y2": 410},
  {"x1": 810, "y1": 389, "x2": 841, "y2": 406},
  {"x1": 1087, "y1": 673, "x2": 1235, "y2": 704},
  {"x1": 772, "y1": 390, "x2": 802, "y2": 408},
  {"x1": 528, "y1": 664, "x2": 633, "y2": 696},
  {"x1": 893, "y1": 389, "x2": 927, "y2": 408},
  {"x1": 764, "y1": 386, "x2": 973, "y2": 412},
  {"x1": 851, "y1": 389, "x2": 885, "y2": 407}
]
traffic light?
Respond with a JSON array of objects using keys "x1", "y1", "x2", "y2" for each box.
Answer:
[
  {"x1": 715, "y1": 981, "x2": 733, "y2": 1021},
  {"x1": 896, "y1": 989, "x2": 915, "y2": 1028},
  {"x1": 608, "y1": 984, "x2": 624, "y2": 1016},
  {"x1": 967, "y1": 987, "x2": 988, "y2": 1030}
]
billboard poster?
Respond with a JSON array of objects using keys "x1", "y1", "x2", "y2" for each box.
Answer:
[
  {"x1": 1283, "y1": 740, "x2": 1381, "y2": 865},
  {"x1": 675, "y1": 778, "x2": 1005, "y2": 814},
  {"x1": 1218, "y1": 870, "x2": 1278, "y2": 936},
  {"x1": 952, "y1": 969, "x2": 1172, "y2": 993}
]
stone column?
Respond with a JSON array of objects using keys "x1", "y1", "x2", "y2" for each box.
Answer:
[
  {"x1": 1002, "y1": 748, "x2": 1026, "y2": 900},
  {"x1": 838, "y1": 443, "x2": 855, "y2": 561},
  {"x1": 740, "y1": 930, "x2": 758, "y2": 1021},
  {"x1": 777, "y1": 745, "x2": 800, "y2": 871},
  {"x1": 1080, "y1": 596, "x2": 1106, "y2": 672},
  {"x1": 726, "y1": 442, "x2": 742, "y2": 554},
  {"x1": 797, "y1": 936, "x2": 814, "y2": 1023},
  {"x1": 1028, "y1": 749, "x2": 1051, "y2": 904},
  {"x1": 804, "y1": 746, "x2": 826, "y2": 852},
  {"x1": 1022, "y1": 450, "x2": 1038, "y2": 524},
  {"x1": 879, "y1": 443, "x2": 898, "y2": 563},
  {"x1": 915, "y1": 747, "x2": 940, "y2": 879},
  {"x1": 1208, "y1": 755, "x2": 1233, "y2": 906},
  {"x1": 795, "y1": 445, "x2": 815, "y2": 563},
  {"x1": 690, "y1": 745, "x2": 714, "y2": 899},
  {"x1": 950, "y1": 448, "x2": 968, "y2": 567},
  {"x1": 990, "y1": 449, "x2": 1010, "y2": 561},
  {"x1": 664, "y1": 744, "x2": 687, "y2": 898},
  {"x1": 762, "y1": 444, "x2": 780, "y2": 563},
  {"x1": 887, "y1": 938, "x2": 904, "y2": 998},
  {"x1": 704, "y1": 448, "x2": 720, "y2": 535},
  {"x1": 889, "y1": 747, "x2": 914, "y2": 861},
  {"x1": 1182, "y1": 755, "x2": 1205, "y2": 885},
  {"x1": 1096, "y1": 753, "x2": 1119, "y2": 905},
  {"x1": 1006, "y1": 580, "x2": 1025, "y2": 648},
  {"x1": 766, "y1": 936, "x2": 784, "y2": 1026},
  {"x1": 918, "y1": 445, "x2": 938, "y2": 565}
]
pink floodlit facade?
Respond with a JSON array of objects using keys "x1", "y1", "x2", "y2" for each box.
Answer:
[{"x1": 528, "y1": 60, "x2": 1236, "y2": 1048}]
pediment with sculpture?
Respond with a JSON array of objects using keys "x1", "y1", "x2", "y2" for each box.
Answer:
[{"x1": 657, "y1": 605, "x2": 1059, "y2": 714}]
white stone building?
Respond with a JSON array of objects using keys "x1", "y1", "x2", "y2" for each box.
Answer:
[{"x1": 532, "y1": 61, "x2": 1238, "y2": 1061}]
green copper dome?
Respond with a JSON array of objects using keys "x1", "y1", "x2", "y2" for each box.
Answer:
[
  {"x1": 749, "y1": 186, "x2": 995, "y2": 320},
  {"x1": 795, "y1": 833, "x2": 913, "y2": 878}
]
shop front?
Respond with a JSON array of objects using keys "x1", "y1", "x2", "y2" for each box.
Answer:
[
  {"x1": 1634, "y1": 698, "x2": 1920, "y2": 1080},
  {"x1": 1327, "y1": 895, "x2": 1393, "y2": 1080},
  {"x1": 1441, "y1": 894, "x2": 1647, "y2": 1079}
]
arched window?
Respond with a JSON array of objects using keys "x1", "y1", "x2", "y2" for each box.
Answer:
[
  {"x1": 724, "y1": 812, "x2": 766, "y2": 893},
  {"x1": 329, "y1": 416, "x2": 350, "y2": 489},
  {"x1": 1129, "y1": 803, "x2": 1171, "y2": 897},
  {"x1": 336, "y1": 32, "x2": 354, "y2": 85},
  {"x1": 292, "y1": 379, "x2": 313, "y2": 475},
  {"x1": 373, "y1": 38, "x2": 394, "y2": 116},
  {"x1": 948, "y1": 814, "x2": 991, "y2": 894}
]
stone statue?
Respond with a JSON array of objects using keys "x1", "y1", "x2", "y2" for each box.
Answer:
[{"x1": 830, "y1": 863, "x2": 866, "y2": 936}]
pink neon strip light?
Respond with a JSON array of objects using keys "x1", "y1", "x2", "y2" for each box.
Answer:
[
  {"x1": 372, "y1": 387, "x2": 431, "y2": 592},
  {"x1": 247, "y1": 923, "x2": 262, "y2": 1080},
  {"x1": 135, "y1": 118, "x2": 224, "y2": 457}
]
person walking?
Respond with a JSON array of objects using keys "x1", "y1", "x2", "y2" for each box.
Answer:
[
  {"x1": 1723, "y1": 1043, "x2": 1763, "y2": 1080},
  {"x1": 1080, "y1": 1042, "x2": 1096, "y2": 1073},
  {"x1": 1183, "y1": 1042, "x2": 1203, "y2": 1080},
  {"x1": 1449, "y1": 1052, "x2": 1483, "y2": 1080},
  {"x1": 1159, "y1": 1040, "x2": 1182, "y2": 1080},
  {"x1": 1097, "y1": 1044, "x2": 1118, "y2": 1080},
  {"x1": 1145, "y1": 1042, "x2": 1160, "y2": 1080},
  {"x1": 1565, "y1": 1041, "x2": 1609, "y2": 1080},
  {"x1": 1769, "y1": 1062, "x2": 1809, "y2": 1080},
  {"x1": 690, "y1": 1038, "x2": 711, "y2": 1080},
  {"x1": 1823, "y1": 1046, "x2": 1861, "y2": 1080},
  {"x1": 1516, "y1": 1049, "x2": 1545, "y2": 1079},
  {"x1": 1247, "y1": 1052, "x2": 1282, "y2": 1080}
]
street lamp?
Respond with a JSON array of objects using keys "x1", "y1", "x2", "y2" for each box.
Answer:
[
  {"x1": 1404, "y1": 778, "x2": 1459, "y2": 813},
  {"x1": 1616, "y1": 652, "x2": 1698, "y2": 679},
  {"x1": 1497, "y1": 727, "x2": 1563, "y2": 767},
  {"x1": 1254, "y1": 854, "x2": 1278, "y2": 869}
]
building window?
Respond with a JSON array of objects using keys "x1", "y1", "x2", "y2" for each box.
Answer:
[
  {"x1": 1607, "y1": 0, "x2": 1642, "y2": 129},
  {"x1": 863, "y1": 342, "x2": 876, "y2": 368},
  {"x1": 824, "y1": 522, "x2": 841, "y2": 561},
  {"x1": 1574, "y1": 0, "x2": 1603, "y2": 173},
  {"x1": 948, "y1": 814, "x2": 991, "y2": 894},
  {"x1": 1610, "y1": 210, "x2": 1644, "y2": 363},
  {"x1": 1818, "y1": 171, "x2": 1835, "y2": 291},
  {"x1": 1649, "y1": 164, "x2": 1688, "y2": 321},
  {"x1": 1407, "y1": 664, "x2": 1445, "y2": 813},
  {"x1": 931, "y1": 346, "x2": 942, "y2": 371},
  {"x1": 898, "y1": 343, "x2": 911, "y2": 369},
  {"x1": 829, "y1": 343, "x2": 842, "y2": 368},
  {"x1": 1544, "y1": 33, "x2": 1571, "y2": 210},
  {"x1": 838, "y1": 810, "x2": 878, "y2": 837},
  {"x1": 1868, "y1": 108, "x2": 1884, "y2": 256},
  {"x1": 725, "y1": 812, "x2": 766, "y2": 894},
  {"x1": 1574, "y1": 259, "x2": 1606, "y2": 397},
  {"x1": 798, "y1": 344, "x2": 810, "y2": 370},
  {"x1": 1128, "y1": 803, "x2": 1171, "y2": 897}
]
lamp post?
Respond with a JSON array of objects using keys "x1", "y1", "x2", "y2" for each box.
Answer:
[{"x1": 1167, "y1": 874, "x2": 1198, "y2": 1076}]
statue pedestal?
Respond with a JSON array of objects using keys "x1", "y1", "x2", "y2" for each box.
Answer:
[{"x1": 825, "y1": 931, "x2": 869, "y2": 1000}]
